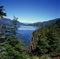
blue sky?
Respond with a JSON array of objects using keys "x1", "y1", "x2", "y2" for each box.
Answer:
[{"x1": 0, "y1": 0, "x2": 60, "y2": 23}]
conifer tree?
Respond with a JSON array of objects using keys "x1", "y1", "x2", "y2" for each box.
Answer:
[{"x1": 0, "y1": 6, "x2": 6, "y2": 18}]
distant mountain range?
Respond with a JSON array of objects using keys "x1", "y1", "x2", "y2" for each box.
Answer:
[
  {"x1": 0, "y1": 18, "x2": 12, "y2": 24},
  {"x1": 27, "y1": 18, "x2": 60, "y2": 27},
  {"x1": 0, "y1": 18, "x2": 60, "y2": 27},
  {"x1": 0, "y1": 18, "x2": 27, "y2": 26}
]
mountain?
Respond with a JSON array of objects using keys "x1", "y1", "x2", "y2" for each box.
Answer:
[
  {"x1": 0, "y1": 18, "x2": 60, "y2": 27},
  {"x1": 0, "y1": 18, "x2": 27, "y2": 26},
  {"x1": 28, "y1": 18, "x2": 60, "y2": 27},
  {"x1": 0, "y1": 18, "x2": 12, "y2": 24},
  {"x1": 17, "y1": 21, "x2": 29, "y2": 26}
]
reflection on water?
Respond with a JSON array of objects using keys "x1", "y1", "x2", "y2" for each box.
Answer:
[{"x1": 18, "y1": 26, "x2": 38, "y2": 30}]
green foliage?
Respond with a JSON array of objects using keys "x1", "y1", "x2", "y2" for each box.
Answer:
[
  {"x1": 3, "y1": 39, "x2": 28, "y2": 59},
  {"x1": 0, "y1": 17, "x2": 28, "y2": 59},
  {"x1": 12, "y1": 17, "x2": 19, "y2": 35},
  {"x1": 0, "y1": 29, "x2": 5, "y2": 43},
  {"x1": 0, "y1": 6, "x2": 6, "y2": 18},
  {"x1": 31, "y1": 19, "x2": 60, "y2": 57}
]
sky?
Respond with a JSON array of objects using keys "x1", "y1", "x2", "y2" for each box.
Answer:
[{"x1": 0, "y1": 0, "x2": 60, "y2": 23}]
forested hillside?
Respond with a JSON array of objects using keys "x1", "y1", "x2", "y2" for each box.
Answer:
[{"x1": 31, "y1": 19, "x2": 60, "y2": 58}]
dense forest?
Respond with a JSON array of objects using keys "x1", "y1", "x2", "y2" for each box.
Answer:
[{"x1": 31, "y1": 18, "x2": 60, "y2": 59}]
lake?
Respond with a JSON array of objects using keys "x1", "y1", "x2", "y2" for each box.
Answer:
[{"x1": 17, "y1": 26, "x2": 39, "y2": 45}]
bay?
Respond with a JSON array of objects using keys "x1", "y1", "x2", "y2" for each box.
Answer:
[{"x1": 17, "y1": 26, "x2": 39, "y2": 45}]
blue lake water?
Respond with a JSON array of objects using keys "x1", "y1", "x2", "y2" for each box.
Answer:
[{"x1": 17, "y1": 26, "x2": 39, "y2": 45}]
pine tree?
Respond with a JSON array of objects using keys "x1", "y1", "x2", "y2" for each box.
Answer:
[
  {"x1": 0, "y1": 6, "x2": 6, "y2": 18},
  {"x1": 12, "y1": 17, "x2": 18, "y2": 36}
]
